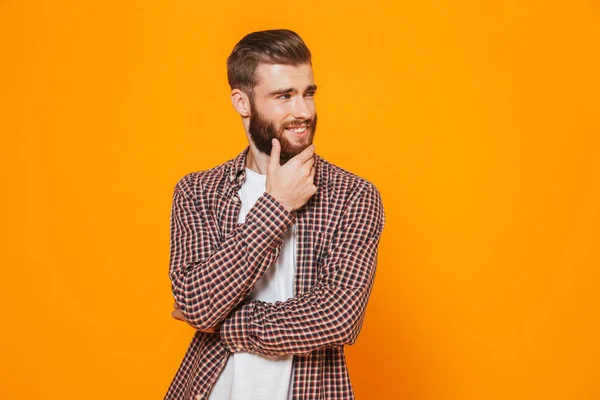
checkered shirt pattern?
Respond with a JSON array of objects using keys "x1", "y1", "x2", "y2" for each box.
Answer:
[{"x1": 165, "y1": 146, "x2": 385, "y2": 400}]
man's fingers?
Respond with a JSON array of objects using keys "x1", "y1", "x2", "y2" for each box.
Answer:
[
  {"x1": 172, "y1": 309, "x2": 185, "y2": 321},
  {"x1": 172, "y1": 309, "x2": 218, "y2": 333},
  {"x1": 269, "y1": 138, "x2": 281, "y2": 170},
  {"x1": 173, "y1": 302, "x2": 180, "y2": 310},
  {"x1": 302, "y1": 157, "x2": 315, "y2": 173},
  {"x1": 292, "y1": 144, "x2": 315, "y2": 164}
]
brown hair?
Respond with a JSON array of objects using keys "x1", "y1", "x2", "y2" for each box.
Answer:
[{"x1": 227, "y1": 29, "x2": 312, "y2": 101}]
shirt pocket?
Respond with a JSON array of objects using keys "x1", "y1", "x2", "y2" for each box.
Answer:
[{"x1": 302, "y1": 230, "x2": 333, "y2": 287}]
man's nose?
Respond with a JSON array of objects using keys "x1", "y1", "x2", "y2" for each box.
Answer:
[{"x1": 292, "y1": 96, "x2": 311, "y2": 119}]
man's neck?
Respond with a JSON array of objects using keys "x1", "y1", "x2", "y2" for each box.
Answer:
[{"x1": 245, "y1": 144, "x2": 269, "y2": 175}]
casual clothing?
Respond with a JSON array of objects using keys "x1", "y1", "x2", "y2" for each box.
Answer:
[
  {"x1": 207, "y1": 167, "x2": 295, "y2": 400},
  {"x1": 165, "y1": 146, "x2": 385, "y2": 400}
]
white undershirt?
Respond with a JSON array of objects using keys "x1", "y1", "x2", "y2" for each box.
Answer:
[{"x1": 207, "y1": 167, "x2": 296, "y2": 400}]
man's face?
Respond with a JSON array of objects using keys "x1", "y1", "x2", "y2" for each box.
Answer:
[{"x1": 248, "y1": 63, "x2": 317, "y2": 163}]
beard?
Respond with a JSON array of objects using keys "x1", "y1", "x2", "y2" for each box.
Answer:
[{"x1": 248, "y1": 101, "x2": 317, "y2": 164}]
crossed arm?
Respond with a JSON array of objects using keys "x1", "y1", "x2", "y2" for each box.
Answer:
[
  {"x1": 169, "y1": 173, "x2": 296, "y2": 331},
  {"x1": 169, "y1": 173, "x2": 385, "y2": 356}
]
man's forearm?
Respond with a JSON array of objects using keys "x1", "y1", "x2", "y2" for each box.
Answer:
[
  {"x1": 170, "y1": 179, "x2": 295, "y2": 331},
  {"x1": 219, "y1": 242, "x2": 380, "y2": 356},
  {"x1": 219, "y1": 183, "x2": 385, "y2": 356}
]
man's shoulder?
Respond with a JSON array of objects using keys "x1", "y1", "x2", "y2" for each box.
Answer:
[
  {"x1": 173, "y1": 157, "x2": 234, "y2": 197},
  {"x1": 317, "y1": 154, "x2": 380, "y2": 198},
  {"x1": 317, "y1": 155, "x2": 385, "y2": 231}
]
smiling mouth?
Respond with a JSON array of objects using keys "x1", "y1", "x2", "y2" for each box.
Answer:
[{"x1": 286, "y1": 125, "x2": 308, "y2": 133}]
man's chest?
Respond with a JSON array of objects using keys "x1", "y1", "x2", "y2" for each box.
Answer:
[{"x1": 208, "y1": 189, "x2": 333, "y2": 296}]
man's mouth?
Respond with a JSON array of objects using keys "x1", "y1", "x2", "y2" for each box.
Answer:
[{"x1": 285, "y1": 124, "x2": 309, "y2": 135}]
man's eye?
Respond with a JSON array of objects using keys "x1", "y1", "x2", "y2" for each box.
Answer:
[
  {"x1": 277, "y1": 94, "x2": 291, "y2": 100},
  {"x1": 305, "y1": 91, "x2": 316, "y2": 97}
]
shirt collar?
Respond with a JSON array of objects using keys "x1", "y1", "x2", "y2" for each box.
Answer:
[
  {"x1": 227, "y1": 145, "x2": 323, "y2": 188},
  {"x1": 228, "y1": 145, "x2": 250, "y2": 184}
]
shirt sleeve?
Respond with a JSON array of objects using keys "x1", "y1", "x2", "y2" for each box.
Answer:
[
  {"x1": 219, "y1": 181, "x2": 386, "y2": 356},
  {"x1": 169, "y1": 173, "x2": 295, "y2": 331}
]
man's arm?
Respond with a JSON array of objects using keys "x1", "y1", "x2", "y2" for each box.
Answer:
[
  {"x1": 219, "y1": 182, "x2": 385, "y2": 356},
  {"x1": 169, "y1": 173, "x2": 294, "y2": 331}
]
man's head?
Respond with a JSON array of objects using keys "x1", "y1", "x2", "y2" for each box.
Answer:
[{"x1": 227, "y1": 29, "x2": 317, "y2": 163}]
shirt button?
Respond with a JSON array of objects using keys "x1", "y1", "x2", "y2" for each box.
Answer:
[
  {"x1": 196, "y1": 395, "x2": 202, "y2": 400},
  {"x1": 236, "y1": 344, "x2": 244, "y2": 351},
  {"x1": 232, "y1": 196, "x2": 239, "y2": 203}
]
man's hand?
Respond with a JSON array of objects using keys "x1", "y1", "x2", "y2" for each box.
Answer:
[
  {"x1": 266, "y1": 138, "x2": 317, "y2": 212},
  {"x1": 171, "y1": 302, "x2": 218, "y2": 333}
]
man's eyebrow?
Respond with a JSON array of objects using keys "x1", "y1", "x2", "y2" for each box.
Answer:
[
  {"x1": 268, "y1": 84, "x2": 318, "y2": 97},
  {"x1": 269, "y1": 87, "x2": 296, "y2": 96}
]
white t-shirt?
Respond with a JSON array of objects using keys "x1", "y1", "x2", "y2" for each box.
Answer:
[{"x1": 207, "y1": 167, "x2": 296, "y2": 400}]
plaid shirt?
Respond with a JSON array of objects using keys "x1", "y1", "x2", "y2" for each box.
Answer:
[{"x1": 165, "y1": 146, "x2": 385, "y2": 400}]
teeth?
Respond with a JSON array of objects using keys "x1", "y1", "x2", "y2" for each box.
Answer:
[{"x1": 289, "y1": 126, "x2": 306, "y2": 133}]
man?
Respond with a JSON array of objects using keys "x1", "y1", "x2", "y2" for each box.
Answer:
[{"x1": 166, "y1": 29, "x2": 385, "y2": 400}]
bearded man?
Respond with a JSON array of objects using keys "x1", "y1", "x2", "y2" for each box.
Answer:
[{"x1": 166, "y1": 29, "x2": 385, "y2": 400}]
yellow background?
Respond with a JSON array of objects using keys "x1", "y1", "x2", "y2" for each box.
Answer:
[{"x1": 1, "y1": 1, "x2": 599, "y2": 399}]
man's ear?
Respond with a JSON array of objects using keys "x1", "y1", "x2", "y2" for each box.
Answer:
[{"x1": 231, "y1": 89, "x2": 251, "y2": 117}]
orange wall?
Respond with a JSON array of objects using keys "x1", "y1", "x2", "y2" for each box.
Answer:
[{"x1": 1, "y1": 1, "x2": 599, "y2": 399}]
